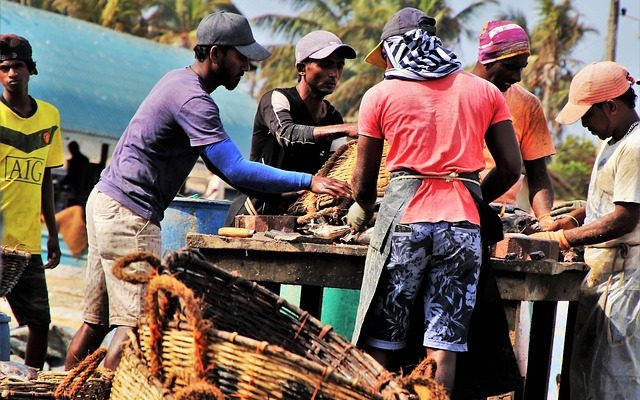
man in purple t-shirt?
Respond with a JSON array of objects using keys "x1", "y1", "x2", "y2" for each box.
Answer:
[{"x1": 64, "y1": 12, "x2": 351, "y2": 371}]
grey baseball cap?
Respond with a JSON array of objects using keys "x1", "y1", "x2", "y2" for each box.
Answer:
[
  {"x1": 196, "y1": 11, "x2": 271, "y2": 61},
  {"x1": 295, "y1": 31, "x2": 356, "y2": 64},
  {"x1": 365, "y1": 8, "x2": 437, "y2": 69}
]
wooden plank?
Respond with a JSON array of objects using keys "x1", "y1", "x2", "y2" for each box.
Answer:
[
  {"x1": 197, "y1": 247, "x2": 365, "y2": 289},
  {"x1": 491, "y1": 259, "x2": 589, "y2": 275},
  {"x1": 187, "y1": 233, "x2": 368, "y2": 257},
  {"x1": 495, "y1": 271, "x2": 585, "y2": 301}
]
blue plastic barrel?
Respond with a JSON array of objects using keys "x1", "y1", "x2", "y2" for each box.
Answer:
[
  {"x1": 161, "y1": 198, "x2": 231, "y2": 253},
  {"x1": 0, "y1": 313, "x2": 11, "y2": 361}
]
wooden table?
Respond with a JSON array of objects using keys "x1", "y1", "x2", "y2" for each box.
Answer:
[{"x1": 186, "y1": 232, "x2": 588, "y2": 400}]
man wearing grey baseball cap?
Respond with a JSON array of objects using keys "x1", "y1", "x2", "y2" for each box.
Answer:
[
  {"x1": 65, "y1": 13, "x2": 352, "y2": 371},
  {"x1": 226, "y1": 30, "x2": 358, "y2": 221}
]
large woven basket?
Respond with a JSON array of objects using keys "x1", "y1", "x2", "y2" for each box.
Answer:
[
  {"x1": 109, "y1": 331, "x2": 173, "y2": 400},
  {"x1": 136, "y1": 275, "x2": 400, "y2": 399},
  {"x1": 137, "y1": 250, "x2": 402, "y2": 396},
  {"x1": 0, "y1": 246, "x2": 31, "y2": 297},
  {"x1": 112, "y1": 331, "x2": 226, "y2": 400},
  {"x1": 0, "y1": 349, "x2": 112, "y2": 399},
  {"x1": 287, "y1": 139, "x2": 391, "y2": 217}
]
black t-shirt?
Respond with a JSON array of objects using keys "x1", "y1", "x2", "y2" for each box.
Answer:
[{"x1": 250, "y1": 87, "x2": 343, "y2": 174}]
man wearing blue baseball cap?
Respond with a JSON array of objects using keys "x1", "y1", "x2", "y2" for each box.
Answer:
[{"x1": 65, "y1": 12, "x2": 351, "y2": 371}]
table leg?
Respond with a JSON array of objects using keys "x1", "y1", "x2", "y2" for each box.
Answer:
[
  {"x1": 558, "y1": 301, "x2": 578, "y2": 400},
  {"x1": 523, "y1": 301, "x2": 557, "y2": 400},
  {"x1": 300, "y1": 285, "x2": 324, "y2": 318}
]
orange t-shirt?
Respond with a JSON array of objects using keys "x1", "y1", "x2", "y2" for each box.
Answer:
[
  {"x1": 481, "y1": 84, "x2": 555, "y2": 205},
  {"x1": 358, "y1": 71, "x2": 511, "y2": 225}
]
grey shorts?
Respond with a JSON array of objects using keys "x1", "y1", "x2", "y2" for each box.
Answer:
[
  {"x1": 83, "y1": 189, "x2": 161, "y2": 327},
  {"x1": 363, "y1": 221, "x2": 482, "y2": 352}
]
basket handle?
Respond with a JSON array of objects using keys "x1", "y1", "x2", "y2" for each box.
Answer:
[
  {"x1": 53, "y1": 347, "x2": 107, "y2": 399},
  {"x1": 112, "y1": 251, "x2": 163, "y2": 284},
  {"x1": 145, "y1": 275, "x2": 212, "y2": 383}
]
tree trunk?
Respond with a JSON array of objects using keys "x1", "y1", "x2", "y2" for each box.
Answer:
[{"x1": 605, "y1": 0, "x2": 619, "y2": 60}]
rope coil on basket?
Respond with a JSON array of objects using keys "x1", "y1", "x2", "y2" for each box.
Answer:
[
  {"x1": 53, "y1": 347, "x2": 109, "y2": 399},
  {"x1": 174, "y1": 381, "x2": 224, "y2": 400},
  {"x1": 111, "y1": 251, "x2": 164, "y2": 284},
  {"x1": 146, "y1": 275, "x2": 213, "y2": 383},
  {"x1": 400, "y1": 358, "x2": 449, "y2": 400}
]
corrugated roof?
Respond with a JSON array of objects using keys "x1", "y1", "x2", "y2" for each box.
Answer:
[{"x1": 0, "y1": 0, "x2": 255, "y2": 155}]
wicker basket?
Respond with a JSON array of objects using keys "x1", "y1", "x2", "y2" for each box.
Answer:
[
  {"x1": 0, "y1": 349, "x2": 112, "y2": 399},
  {"x1": 136, "y1": 275, "x2": 399, "y2": 400},
  {"x1": 155, "y1": 250, "x2": 403, "y2": 396},
  {"x1": 109, "y1": 331, "x2": 171, "y2": 400},
  {"x1": 0, "y1": 246, "x2": 31, "y2": 297},
  {"x1": 287, "y1": 140, "x2": 391, "y2": 217}
]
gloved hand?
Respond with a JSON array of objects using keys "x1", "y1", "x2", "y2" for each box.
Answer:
[
  {"x1": 529, "y1": 230, "x2": 571, "y2": 250},
  {"x1": 537, "y1": 214, "x2": 555, "y2": 231},
  {"x1": 346, "y1": 202, "x2": 373, "y2": 232}
]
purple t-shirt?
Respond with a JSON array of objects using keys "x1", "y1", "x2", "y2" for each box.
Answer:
[{"x1": 97, "y1": 68, "x2": 228, "y2": 224}]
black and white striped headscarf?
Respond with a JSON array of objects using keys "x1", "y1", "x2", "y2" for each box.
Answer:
[{"x1": 383, "y1": 28, "x2": 462, "y2": 81}]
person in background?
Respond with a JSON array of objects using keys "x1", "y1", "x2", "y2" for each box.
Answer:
[
  {"x1": 64, "y1": 12, "x2": 351, "y2": 371},
  {"x1": 471, "y1": 20, "x2": 555, "y2": 226},
  {"x1": 533, "y1": 61, "x2": 639, "y2": 399},
  {"x1": 346, "y1": 8, "x2": 521, "y2": 394},
  {"x1": 60, "y1": 140, "x2": 91, "y2": 207},
  {"x1": 202, "y1": 172, "x2": 226, "y2": 200},
  {"x1": 0, "y1": 34, "x2": 63, "y2": 368},
  {"x1": 453, "y1": 20, "x2": 556, "y2": 399},
  {"x1": 225, "y1": 30, "x2": 357, "y2": 222}
]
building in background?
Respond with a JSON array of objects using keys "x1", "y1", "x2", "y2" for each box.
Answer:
[{"x1": 2, "y1": 0, "x2": 255, "y2": 197}]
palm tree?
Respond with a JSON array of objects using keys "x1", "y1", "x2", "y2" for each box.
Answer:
[
  {"x1": 523, "y1": 0, "x2": 595, "y2": 143},
  {"x1": 15, "y1": 0, "x2": 241, "y2": 48},
  {"x1": 142, "y1": 0, "x2": 242, "y2": 47},
  {"x1": 252, "y1": 0, "x2": 497, "y2": 118}
]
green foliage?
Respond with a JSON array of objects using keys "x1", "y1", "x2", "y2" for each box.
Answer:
[
  {"x1": 252, "y1": 0, "x2": 497, "y2": 118},
  {"x1": 548, "y1": 134, "x2": 597, "y2": 200}
]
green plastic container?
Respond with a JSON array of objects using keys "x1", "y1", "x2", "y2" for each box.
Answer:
[{"x1": 321, "y1": 288, "x2": 360, "y2": 339}]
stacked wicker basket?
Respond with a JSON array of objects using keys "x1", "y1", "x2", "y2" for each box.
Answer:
[
  {"x1": 0, "y1": 348, "x2": 113, "y2": 399},
  {"x1": 109, "y1": 250, "x2": 445, "y2": 400},
  {"x1": 0, "y1": 246, "x2": 31, "y2": 297}
]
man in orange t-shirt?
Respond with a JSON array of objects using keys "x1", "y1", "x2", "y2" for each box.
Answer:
[{"x1": 472, "y1": 20, "x2": 555, "y2": 228}]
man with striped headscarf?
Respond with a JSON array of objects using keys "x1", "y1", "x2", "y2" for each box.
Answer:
[
  {"x1": 347, "y1": 8, "x2": 522, "y2": 394},
  {"x1": 472, "y1": 20, "x2": 555, "y2": 227}
]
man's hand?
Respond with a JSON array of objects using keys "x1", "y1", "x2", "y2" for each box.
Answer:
[
  {"x1": 310, "y1": 176, "x2": 352, "y2": 199},
  {"x1": 341, "y1": 122, "x2": 359, "y2": 138},
  {"x1": 346, "y1": 202, "x2": 373, "y2": 232},
  {"x1": 529, "y1": 230, "x2": 571, "y2": 250},
  {"x1": 45, "y1": 235, "x2": 61, "y2": 269}
]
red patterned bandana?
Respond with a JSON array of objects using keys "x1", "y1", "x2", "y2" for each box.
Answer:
[{"x1": 478, "y1": 20, "x2": 529, "y2": 65}]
